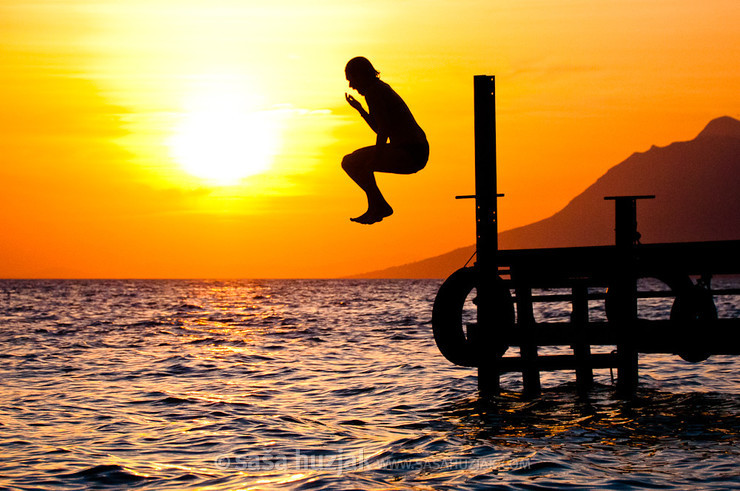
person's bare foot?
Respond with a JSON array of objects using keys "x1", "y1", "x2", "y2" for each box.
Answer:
[
  {"x1": 350, "y1": 203, "x2": 393, "y2": 224},
  {"x1": 350, "y1": 211, "x2": 380, "y2": 224}
]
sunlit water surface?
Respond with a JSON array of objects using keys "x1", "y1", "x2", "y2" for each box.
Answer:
[{"x1": 1, "y1": 279, "x2": 738, "y2": 490}]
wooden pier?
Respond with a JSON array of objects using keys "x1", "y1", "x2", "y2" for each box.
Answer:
[{"x1": 432, "y1": 76, "x2": 740, "y2": 397}]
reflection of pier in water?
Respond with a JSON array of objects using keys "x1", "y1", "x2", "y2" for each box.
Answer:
[{"x1": 432, "y1": 76, "x2": 740, "y2": 397}]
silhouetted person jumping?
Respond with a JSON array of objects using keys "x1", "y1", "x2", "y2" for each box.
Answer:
[{"x1": 342, "y1": 57, "x2": 429, "y2": 224}]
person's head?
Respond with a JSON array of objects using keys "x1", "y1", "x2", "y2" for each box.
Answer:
[{"x1": 345, "y1": 57, "x2": 379, "y2": 95}]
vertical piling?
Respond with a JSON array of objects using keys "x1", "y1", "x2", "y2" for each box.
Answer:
[
  {"x1": 516, "y1": 284, "x2": 541, "y2": 397},
  {"x1": 605, "y1": 195, "x2": 654, "y2": 395},
  {"x1": 571, "y1": 283, "x2": 593, "y2": 393},
  {"x1": 473, "y1": 75, "x2": 501, "y2": 397}
]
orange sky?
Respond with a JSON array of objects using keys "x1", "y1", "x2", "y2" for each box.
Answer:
[{"x1": 1, "y1": 0, "x2": 738, "y2": 278}]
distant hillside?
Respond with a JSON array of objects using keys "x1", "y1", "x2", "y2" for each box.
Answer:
[{"x1": 351, "y1": 116, "x2": 740, "y2": 278}]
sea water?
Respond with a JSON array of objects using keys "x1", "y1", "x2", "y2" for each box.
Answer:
[{"x1": 0, "y1": 279, "x2": 738, "y2": 490}]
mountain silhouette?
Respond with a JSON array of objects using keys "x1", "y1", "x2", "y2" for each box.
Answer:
[{"x1": 352, "y1": 116, "x2": 740, "y2": 278}]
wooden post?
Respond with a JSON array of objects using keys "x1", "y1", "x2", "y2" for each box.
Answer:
[
  {"x1": 605, "y1": 195, "x2": 654, "y2": 395},
  {"x1": 516, "y1": 284, "x2": 541, "y2": 397},
  {"x1": 473, "y1": 75, "x2": 501, "y2": 397},
  {"x1": 572, "y1": 283, "x2": 593, "y2": 393}
]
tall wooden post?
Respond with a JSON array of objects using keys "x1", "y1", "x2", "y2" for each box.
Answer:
[
  {"x1": 473, "y1": 75, "x2": 500, "y2": 397},
  {"x1": 605, "y1": 195, "x2": 654, "y2": 395}
]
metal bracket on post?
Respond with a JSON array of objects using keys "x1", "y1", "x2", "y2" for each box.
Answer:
[{"x1": 455, "y1": 194, "x2": 504, "y2": 200}]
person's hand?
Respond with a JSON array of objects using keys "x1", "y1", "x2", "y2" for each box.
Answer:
[{"x1": 345, "y1": 93, "x2": 363, "y2": 112}]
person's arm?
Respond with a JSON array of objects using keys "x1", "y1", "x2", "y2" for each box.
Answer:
[
  {"x1": 345, "y1": 93, "x2": 378, "y2": 133},
  {"x1": 375, "y1": 132, "x2": 388, "y2": 145}
]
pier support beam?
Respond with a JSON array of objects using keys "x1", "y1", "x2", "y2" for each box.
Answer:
[
  {"x1": 473, "y1": 75, "x2": 501, "y2": 397},
  {"x1": 605, "y1": 195, "x2": 654, "y2": 395},
  {"x1": 571, "y1": 283, "x2": 593, "y2": 393},
  {"x1": 516, "y1": 284, "x2": 541, "y2": 397}
]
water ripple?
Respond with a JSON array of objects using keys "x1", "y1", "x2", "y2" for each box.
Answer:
[{"x1": 0, "y1": 279, "x2": 738, "y2": 490}]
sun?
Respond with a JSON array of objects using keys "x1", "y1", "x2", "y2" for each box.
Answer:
[{"x1": 168, "y1": 91, "x2": 280, "y2": 185}]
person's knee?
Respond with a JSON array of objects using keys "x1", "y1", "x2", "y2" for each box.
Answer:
[{"x1": 341, "y1": 154, "x2": 355, "y2": 174}]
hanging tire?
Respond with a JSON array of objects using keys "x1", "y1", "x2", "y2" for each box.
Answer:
[
  {"x1": 432, "y1": 267, "x2": 514, "y2": 367},
  {"x1": 605, "y1": 272, "x2": 717, "y2": 363},
  {"x1": 671, "y1": 284, "x2": 717, "y2": 362}
]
